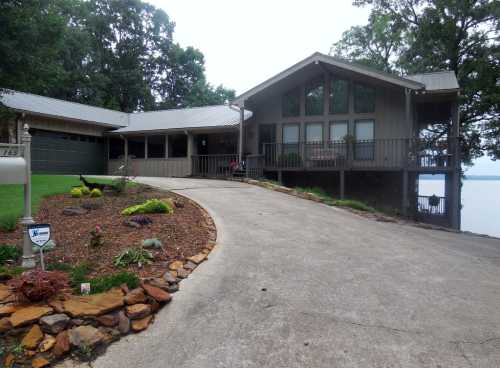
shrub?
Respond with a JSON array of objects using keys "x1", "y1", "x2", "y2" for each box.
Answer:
[
  {"x1": 111, "y1": 177, "x2": 128, "y2": 195},
  {"x1": 70, "y1": 263, "x2": 93, "y2": 287},
  {"x1": 0, "y1": 245, "x2": 21, "y2": 264},
  {"x1": 80, "y1": 186, "x2": 91, "y2": 195},
  {"x1": 88, "y1": 272, "x2": 139, "y2": 294},
  {"x1": 332, "y1": 199, "x2": 375, "y2": 212},
  {"x1": 0, "y1": 214, "x2": 18, "y2": 232},
  {"x1": 89, "y1": 225, "x2": 104, "y2": 248},
  {"x1": 90, "y1": 188, "x2": 103, "y2": 198},
  {"x1": 9, "y1": 270, "x2": 70, "y2": 302},
  {"x1": 71, "y1": 188, "x2": 83, "y2": 198},
  {"x1": 113, "y1": 247, "x2": 153, "y2": 268},
  {"x1": 121, "y1": 199, "x2": 173, "y2": 216},
  {"x1": 0, "y1": 265, "x2": 24, "y2": 279}
]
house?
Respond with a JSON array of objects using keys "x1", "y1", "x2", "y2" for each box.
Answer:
[{"x1": 0, "y1": 52, "x2": 461, "y2": 229}]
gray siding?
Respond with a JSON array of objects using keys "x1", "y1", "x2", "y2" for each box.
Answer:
[{"x1": 108, "y1": 158, "x2": 191, "y2": 177}]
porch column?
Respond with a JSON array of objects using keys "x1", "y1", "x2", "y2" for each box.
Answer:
[
  {"x1": 449, "y1": 98, "x2": 461, "y2": 230},
  {"x1": 405, "y1": 88, "x2": 412, "y2": 137},
  {"x1": 164, "y1": 135, "x2": 169, "y2": 159},
  {"x1": 187, "y1": 131, "x2": 194, "y2": 175},
  {"x1": 402, "y1": 169, "x2": 409, "y2": 216},
  {"x1": 339, "y1": 170, "x2": 345, "y2": 199},
  {"x1": 144, "y1": 136, "x2": 148, "y2": 159},
  {"x1": 239, "y1": 105, "x2": 244, "y2": 162},
  {"x1": 122, "y1": 136, "x2": 128, "y2": 175}
]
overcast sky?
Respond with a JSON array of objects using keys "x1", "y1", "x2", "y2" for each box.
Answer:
[{"x1": 148, "y1": 0, "x2": 499, "y2": 175}]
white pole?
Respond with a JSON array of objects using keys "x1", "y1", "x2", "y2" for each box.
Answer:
[{"x1": 21, "y1": 123, "x2": 35, "y2": 268}]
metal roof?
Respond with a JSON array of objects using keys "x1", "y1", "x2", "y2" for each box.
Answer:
[
  {"x1": 405, "y1": 71, "x2": 459, "y2": 92},
  {"x1": 112, "y1": 105, "x2": 253, "y2": 134},
  {"x1": 0, "y1": 89, "x2": 128, "y2": 128}
]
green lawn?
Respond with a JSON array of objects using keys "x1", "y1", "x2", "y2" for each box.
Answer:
[{"x1": 0, "y1": 175, "x2": 113, "y2": 230}]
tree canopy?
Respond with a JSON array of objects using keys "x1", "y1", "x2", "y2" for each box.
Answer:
[
  {"x1": 0, "y1": 0, "x2": 235, "y2": 113},
  {"x1": 332, "y1": 0, "x2": 499, "y2": 164}
]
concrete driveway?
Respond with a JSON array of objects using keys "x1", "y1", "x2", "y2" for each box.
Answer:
[{"x1": 94, "y1": 177, "x2": 500, "y2": 368}]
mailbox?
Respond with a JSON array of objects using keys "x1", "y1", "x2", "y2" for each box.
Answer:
[{"x1": 0, "y1": 156, "x2": 27, "y2": 184}]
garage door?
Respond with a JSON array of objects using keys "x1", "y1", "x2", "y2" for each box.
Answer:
[{"x1": 31, "y1": 129, "x2": 106, "y2": 174}]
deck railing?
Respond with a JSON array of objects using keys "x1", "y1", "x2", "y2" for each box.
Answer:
[
  {"x1": 192, "y1": 154, "x2": 239, "y2": 177},
  {"x1": 417, "y1": 195, "x2": 446, "y2": 216},
  {"x1": 262, "y1": 137, "x2": 456, "y2": 170}
]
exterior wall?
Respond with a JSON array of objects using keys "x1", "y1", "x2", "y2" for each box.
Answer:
[
  {"x1": 25, "y1": 115, "x2": 110, "y2": 137},
  {"x1": 244, "y1": 72, "x2": 410, "y2": 155},
  {"x1": 108, "y1": 158, "x2": 191, "y2": 177}
]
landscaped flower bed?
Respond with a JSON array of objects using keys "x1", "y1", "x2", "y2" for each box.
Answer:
[{"x1": 0, "y1": 182, "x2": 216, "y2": 367}]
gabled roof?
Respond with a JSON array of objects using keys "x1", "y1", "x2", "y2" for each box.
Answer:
[
  {"x1": 406, "y1": 71, "x2": 459, "y2": 92},
  {"x1": 110, "y1": 105, "x2": 253, "y2": 134},
  {"x1": 0, "y1": 89, "x2": 128, "y2": 128}
]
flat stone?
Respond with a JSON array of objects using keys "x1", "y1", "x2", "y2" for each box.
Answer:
[
  {"x1": 96, "y1": 312, "x2": 119, "y2": 327},
  {"x1": 0, "y1": 316, "x2": 12, "y2": 332},
  {"x1": 32, "y1": 357, "x2": 51, "y2": 368},
  {"x1": 146, "y1": 278, "x2": 170, "y2": 291},
  {"x1": 123, "y1": 220, "x2": 141, "y2": 228},
  {"x1": 169, "y1": 260, "x2": 184, "y2": 271},
  {"x1": 167, "y1": 283, "x2": 179, "y2": 293},
  {"x1": 124, "y1": 288, "x2": 147, "y2": 305},
  {"x1": 39, "y1": 334, "x2": 57, "y2": 352},
  {"x1": 48, "y1": 298, "x2": 66, "y2": 314},
  {"x1": 117, "y1": 311, "x2": 130, "y2": 334},
  {"x1": 10, "y1": 306, "x2": 53, "y2": 327},
  {"x1": 176, "y1": 268, "x2": 190, "y2": 279},
  {"x1": 0, "y1": 283, "x2": 12, "y2": 302},
  {"x1": 0, "y1": 304, "x2": 17, "y2": 317},
  {"x1": 40, "y1": 313, "x2": 70, "y2": 334},
  {"x1": 162, "y1": 272, "x2": 178, "y2": 284},
  {"x1": 53, "y1": 331, "x2": 70, "y2": 357},
  {"x1": 4, "y1": 353, "x2": 15, "y2": 368},
  {"x1": 187, "y1": 253, "x2": 207, "y2": 265},
  {"x1": 126, "y1": 304, "x2": 151, "y2": 320},
  {"x1": 131, "y1": 315, "x2": 152, "y2": 332},
  {"x1": 68, "y1": 325, "x2": 105, "y2": 348},
  {"x1": 142, "y1": 284, "x2": 171, "y2": 303},
  {"x1": 183, "y1": 261, "x2": 197, "y2": 270},
  {"x1": 62, "y1": 206, "x2": 88, "y2": 216},
  {"x1": 62, "y1": 288, "x2": 124, "y2": 317},
  {"x1": 21, "y1": 324, "x2": 44, "y2": 350}
]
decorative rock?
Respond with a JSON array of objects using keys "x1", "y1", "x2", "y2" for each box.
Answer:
[
  {"x1": 169, "y1": 270, "x2": 177, "y2": 278},
  {"x1": 40, "y1": 314, "x2": 70, "y2": 334},
  {"x1": 39, "y1": 335, "x2": 57, "y2": 352},
  {"x1": 0, "y1": 304, "x2": 16, "y2": 317},
  {"x1": 167, "y1": 283, "x2": 179, "y2": 294},
  {"x1": 10, "y1": 306, "x2": 53, "y2": 328},
  {"x1": 126, "y1": 304, "x2": 151, "y2": 320},
  {"x1": 98, "y1": 326, "x2": 120, "y2": 344},
  {"x1": 183, "y1": 261, "x2": 197, "y2": 271},
  {"x1": 162, "y1": 272, "x2": 177, "y2": 284},
  {"x1": 68, "y1": 325, "x2": 105, "y2": 348},
  {"x1": 0, "y1": 316, "x2": 12, "y2": 333},
  {"x1": 0, "y1": 283, "x2": 12, "y2": 302},
  {"x1": 176, "y1": 268, "x2": 190, "y2": 279},
  {"x1": 62, "y1": 207, "x2": 87, "y2": 216},
  {"x1": 117, "y1": 311, "x2": 130, "y2": 335},
  {"x1": 146, "y1": 278, "x2": 170, "y2": 292},
  {"x1": 62, "y1": 288, "x2": 124, "y2": 317},
  {"x1": 21, "y1": 325, "x2": 44, "y2": 350},
  {"x1": 169, "y1": 260, "x2": 183, "y2": 271},
  {"x1": 131, "y1": 315, "x2": 152, "y2": 332},
  {"x1": 53, "y1": 331, "x2": 70, "y2": 357},
  {"x1": 96, "y1": 312, "x2": 119, "y2": 327},
  {"x1": 124, "y1": 288, "x2": 147, "y2": 305},
  {"x1": 142, "y1": 238, "x2": 162, "y2": 249},
  {"x1": 123, "y1": 220, "x2": 141, "y2": 229},
  {"x1": 4, "y1": 353, "x2": 15, "y2": 368},
  {"x1": 120, "y1": 283, "x2": 130, "y2": 294},
  {"x1": 142, "y1": 284, "x2": 171, "y2": 303},
  {"x1": 187, "y1": 253, "x2": 207, "y2": 264},
  {"x1": 32, "y1": 357, "x2": 50, "y2": 368}
]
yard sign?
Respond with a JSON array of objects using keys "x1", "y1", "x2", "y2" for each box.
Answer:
[{"x1": 28, "y1": 223, "x2": 51, "y2": 270}]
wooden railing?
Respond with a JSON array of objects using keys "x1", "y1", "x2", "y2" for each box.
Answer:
[
  {"x1": 417, "y1": 195, "x2": 446, "y2": 216},
  {"x1": 262, "y1": 137, "x2": 456, "y2": 171},
  {"x1": 192, "y1": 154, "x2": 239, "y2": 177},
  {"x1": 246, "y1": 154, "x2": 264, "y2": 178}
]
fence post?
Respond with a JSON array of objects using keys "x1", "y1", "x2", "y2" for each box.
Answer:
[{"x1": 21, "y1": 124, "x2": 36, "y2": 268}]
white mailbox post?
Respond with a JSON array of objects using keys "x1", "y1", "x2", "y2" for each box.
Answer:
[{"x1": 0, "y1": 124, "x2": 35, "y2": 268}]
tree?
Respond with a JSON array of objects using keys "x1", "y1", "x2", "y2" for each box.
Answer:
[{"x1": 332, "y1": 0, "x2": 500, "y2": 164}]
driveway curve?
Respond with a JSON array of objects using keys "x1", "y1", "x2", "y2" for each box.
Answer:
[{"x1": 94, "y1": 177, "x2": 500, "y2": 368}]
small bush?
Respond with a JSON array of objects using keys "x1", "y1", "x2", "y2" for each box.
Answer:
[
  {"x1": 9, "y1": 270, "x2": 70, "y2": 302},
  {"x1": 333, "y1": 199, "x2": 375, "y2": 212},
  {"x1": 89, "y1": 225, "x2": 104, "y2": 247},
  {"x1": 0, "y1": 265, "x2": 24, "y2": 279},
  {"x1": 90, "y1": 188, "x2": 103, "y2": 198},
  {"x1": 46, "y1": 262, "x2": 73, "y2": 272},
  {"x1": 71, "y1": 188, "x2": 83, "y2": 198},
  {"x1": 70, "y1": 262, "x2": 93, "y2": 287},
  {"x1": 111, "y1": 177, "x2": 128, "y2": 195},
  {"x1": 114, "y1": 247, "x2": 153, "y2": 268},
  {"x1": 80, "y1": 186, "x2": 91, "y2": 195},
  {"x1": 0, "y1": 214, "x2": 18, "y2": 232},
  {"x1": 88, "y1": 271, "x2": 139, "y2": 294},
  {"x1": 0, "y1": 245, "x2": 21, "y2": 264},
  {"x1": 121, "y1": 199, "x2": 173, "y2": 216}
]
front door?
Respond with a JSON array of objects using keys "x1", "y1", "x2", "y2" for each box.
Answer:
[{"x1": 197, "y1": 134, "x2": 209, "y2": 155}]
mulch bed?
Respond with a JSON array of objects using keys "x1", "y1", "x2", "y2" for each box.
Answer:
[{"x1": 0, "y1": 185, "x2": 216, "y2": 278}]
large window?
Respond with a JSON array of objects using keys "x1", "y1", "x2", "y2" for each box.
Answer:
[
  {"x1": 355, "y1": 119, "x2": 375, "y2": 160},
  {"x1": 330, "y1": 121, "x2": 348, "y2": 142},
  {"x1": 259, "y1": 124, "x2": 276, "y2": 154},
  {"x1": 168, "y1": 134, "x2": 187, "y2": 158},
  {"x1": 354, "y1": 83, "x2": 376, "y2": 113},
  {"x1": 329, "y1": 79, "x2": 349, "y2": 114},
  {"x1": 305, "y1": 123, "x2": 323, "y2": 143},
  {"x1": 109, "y1": 138, "x2": 124, "y2": 159},
  {"x1": 128, "y1": 136, "x2": 145, "y2": 159},
  {"x1": 305, "y1": 79, "x2": 324, "y2": 116},
  {"x1": 147, "y1": 135, "x2": 165, "y2": 158},
  {"x1": 283, "y1": 124, "x2": 300, "y2": 143},
  {"x1": 282, "y1": 88, "x2": 300, "y2": 117}
]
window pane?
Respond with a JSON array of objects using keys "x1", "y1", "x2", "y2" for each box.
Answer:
[
  {"x1": 354, "y1": 83, "x2": 375, "y2": 113},
  {"x1": 282, "y1": 89, "x2": 300, "y2": 117},
  {"x1": 259, "y1": 124, "x2": 276, "y2": 153},
  {"x1": 355, "y1": 120, "x2": 374, "y2": 140},
  {"x1": 330, "y1": 79, "x2": 349, "y2": 114},
  {"x1": 283, "y1": 124, "x2": 299, "y2": 143},
  {"x1": 147, "y1": 135, "x2": 165, "y2": 158},
  {"x1": 330, "y1": 121, "x2": 348, "y2": 141},
  {"x1": 109, "y1": 138, "x2": 124, "y2": 159},
  {"x1": 306, "y1": 123, "x2": 323, "y2": 142},
  {"x1": 305, "y1": 79, "x2": 324, "y2": 116},
  {"x1": 128, "y1": 136, "x2": 145, "y2": 159},
  {"x1": 168, "y1": 134, "x2": 188, "y2": 158}
]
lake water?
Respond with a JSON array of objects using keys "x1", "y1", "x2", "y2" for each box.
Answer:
[{"x1": 419, "y1": 179, "x2": 500, "y2": 238}]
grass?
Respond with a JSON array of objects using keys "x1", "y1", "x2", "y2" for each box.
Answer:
[
  {"x1": 0, "y1": 175, "x2": 114, "y2": 231},
  {"x1": 294, "y1": 186, "x2": 375, "y2": 212},
  {"x1": 295, "y1": 186, "x2": 335, "y2": 204}
]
